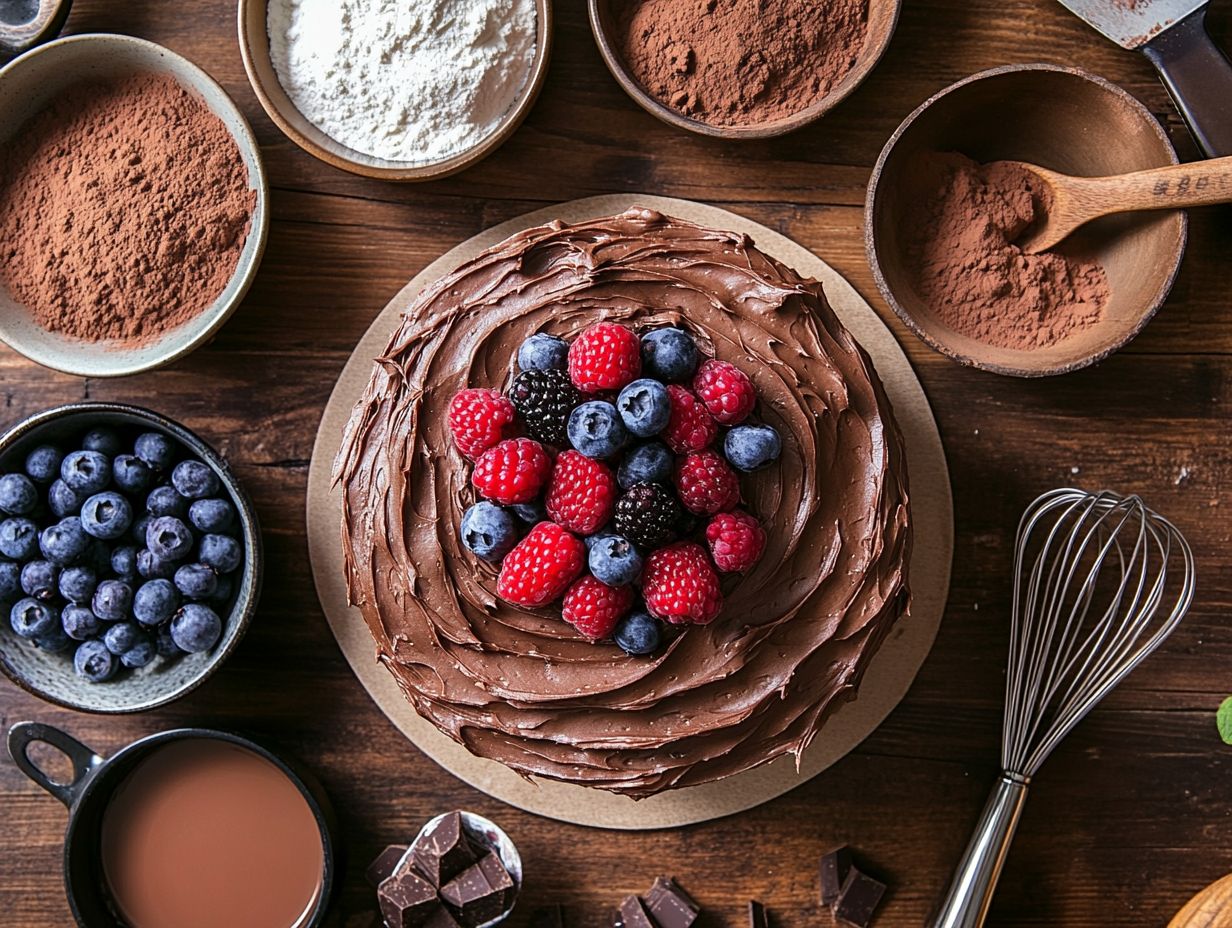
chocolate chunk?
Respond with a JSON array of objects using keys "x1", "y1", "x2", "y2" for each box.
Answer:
[
  {"x1": 834, "y1": 869, "x2": 886, "y2": 928},
  {"x1": 367, "y1": 844, "x2": 410, "y2": 888},
  {"x1": 748, "y1": 901, "x2": 768, "y2": 928},
  {"x1": 413, "y1": 811, "x2": 479, "y2": 888},
  {"x1": 379, "y1": 870, "x2": 439, "y2": 928},
  {"x1": 530, "y1": 905, "x2": 566, "y2": 928},
  {"x1": 440, "y1": 851, "x2": 517, "y2": 928},
  {"x1": 645, "y1": 876, "x2": 699, "y2": 928},
  {"x1": 424, "y1": 906, "x2": 464, "y2": 928},
  {"x1": 819, "y1": 846, "x2": 853, "y2": 907},
  {"x1": 616, "y1": 895, "x2": 656, "y2": 928}
]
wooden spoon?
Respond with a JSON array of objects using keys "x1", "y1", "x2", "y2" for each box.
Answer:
[
  {"x1": 1002, "y1": 154, "x2": 1232, "y2": 254},
  {"x1": 1168, "y1": 872, "x2": 1232, "y2": 928},
  {"x1": 0, "y1": 0, "x2": 71, "y2": 61}
]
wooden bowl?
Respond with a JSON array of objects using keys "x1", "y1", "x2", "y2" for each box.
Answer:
[
  {"x1": 238, "y1": 0, "x2": 552, "y2": 181},
  {"x1": 588, "y1": 0, "x2": 900, "y2": 138},
  {"x1": 0, "y1": 34, "x2": 269, "y2": 378},
  {"x1": 865, "y1": 64, "x2": 1187, "y2": 377}
]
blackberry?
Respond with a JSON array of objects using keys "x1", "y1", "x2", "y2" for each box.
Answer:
[
  {"x1": 509, "y1": 369, "x2": 580, "y2": 446},
  {"x1": 613, "y1": 482, "x2": 682, "y2": 549}
]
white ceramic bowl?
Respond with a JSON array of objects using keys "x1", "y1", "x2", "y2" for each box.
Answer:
[{"x1": 0, "y1": 34, "x2": 269, "y2": 378}]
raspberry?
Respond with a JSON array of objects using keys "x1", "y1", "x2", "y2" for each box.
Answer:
[
  {"x1": 545, "y1": 451, "x2": 617, "y2": 535},
  {"x1": 561, "y1": 575, "x2": 634, "y2": 639},
  {"x1": 568, "y1": 322, "x2": 641, "y2": 393},
  {"x1": 471, "y1": 438, "x2": 551, "y2": 505},
  {"x1": 448, "y1": 389, "x2": 516, "y2": 459},
  {"x1": 662, "y1": 385, "x2": 717, "y2": 453},
  {"x1": 705, "y1": 510, "x2": 766, "y2": 572},
  {"x1": 674, "y1": 450, "x2": 740, "y2": 515},
  {"x1": 613, "y1": 482, "x2": 682, "y2": 549},
  {"x1": 692, "y1": 359, "x2": 757, "y2": 425},
  {"x1": 508, "y1": 369, "x2": 581, "y2": 447},
  {"x1": 642, "y1": 542, "x2": 723, "y2": 625},
  {"x1": 497, "y1": 522, "x2": 585, "y2": 607}
]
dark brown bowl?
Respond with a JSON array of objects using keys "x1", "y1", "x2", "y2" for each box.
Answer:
[
  {"x1": 588, "y1": 0, "x2": 900, "y2": 138},
  {"x1": 865, "y1": 64, "x2": 1188, "y2": 377}
]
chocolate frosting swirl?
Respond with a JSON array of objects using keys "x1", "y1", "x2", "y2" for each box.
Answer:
[{"x1": 335, "y1": 209, "x2": 911, "y2": 797}]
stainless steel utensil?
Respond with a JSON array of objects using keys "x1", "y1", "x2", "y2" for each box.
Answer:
[
  {"x1": 1054, "y1": 0, "x2": 1232, "y2": 157},
  {"x1": 932, "y1": 488, "x2": 1196, "y2": 928}
]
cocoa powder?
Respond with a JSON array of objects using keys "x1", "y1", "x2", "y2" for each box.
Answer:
[
  {"x1": 0, "y1": 73, "x2": 256, "y2": 345},
  {"x1": 614, "y1": 0, "x2": 870, "y2": 127},
  {"x1": 901, "y1": 152, "x2": 1110, "y2": 351}
]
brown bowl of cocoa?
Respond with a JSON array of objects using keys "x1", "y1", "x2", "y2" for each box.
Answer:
[
  {"x1": 865, "y1": 64, "x2": 1187, "y2": 377},
  {"x1": 0, "y1": 34, "x2": 268, "y2": 378},
  {"x1": 589, "y1": 0, "x2": 901, "y2": 138}
]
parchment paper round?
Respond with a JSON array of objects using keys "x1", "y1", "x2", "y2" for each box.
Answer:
[{"x1": 307, "y1": 195, "x2": 952, "y2": 830}]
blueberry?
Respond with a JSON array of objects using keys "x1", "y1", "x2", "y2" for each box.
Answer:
[
  {"x1": 146, "y1": 516, "x2": 194, "y2": 562},
  {"x1": 20, "y1": 560, "x2": 59, "y2": 600},
  {"x1": 133, "y1": 579, "x2": 180, "y2": 626},
  {"x1": 170, "y1": 460, "x2": 219, "y2": 500},
  {"x1": 82, "y1": 428, "x2": 123, "y2": 457},
  {"x1": 517, "y1": 333, "x2": 569, "y2": 372},
  {"x1": 120, "y1": 639, "x2": 156, "y2": 669},
  {"x1": 134, "y1": 432, "x2": 175, "y2": 471},
  {"x1": 58, "y1": 565, "x2": 98, "y2": 604},
  {"x1": 460, "y1": 502, "x2": 518, "y2": 562},
  {"x1": 75, "y1": 639, "x2": 116, "y2": 682},
  {"x1": 24, "y1": 445, "x2": 63, "y2": 485},
  {"x1": 170, "y1": 603, "x2": 222, "y2": 653},
  {"x1": 11, "y1": 597, "x2": 58, "y2": 638},
  {"x1": 80, "y1": 491, "x2": 133, "y2": 540},
  {"x1": 198, "y1": 534, "x2": 242, "y2": 574},
  {"x1": 188, "y1": 498, "x2": 234, "y2": 533},
  {"x1": 111, "y1": 546, "x2": 139, "y2": 581},
  {"x1": 616, "y1": 379, "x2": 671, "y2": 438},
  {"x1": 617, "y1": 441, "x2": 673, "y2": 489},
  {"x1": 92, "y1": 579, "x2": 133, "y2": 622},
  {"x1": 0, "y1": 561, "x2": 19, "y2": 601},
  {"x1": 33, "y1": 624, "x2": 72, "y2": 653},
  {"x1": 210, "y1": 573, "x2": 234, "y2": 604},
  {"x1": 724, "y1": 424, "x2": 782, "y2": 472},
  {"x1": 103, "y1": 621, "x2": 141, "y2": 655},
  {"x1": 62, "y1": 604, "x2": 103, "y2": 641},
  {"x1": 173, "y1": 563, "x2": 218, "y2": 600},
  {"x1": 614, "y1": 611, "x2": 662, "y2": 655},
  {"x1": 0, "y1": 517, "x2": 39, "y2": 560},
  {"x1": 112, "y1": 455, "x2": 153, "y2": 494},
  {"x1": 588, "y1": 534, "x2": 643, "y2": 586},
  {"x1": 60, "y1": 450, "x2": 111, "y2": 494},
  {"x1": 510, "y1": 500, "x2": 546, "y2": 524},
  {"x1": 155, "y1": 623, "x2": 181, "y2": 657},
  {"x1": 567, "y1": 401, "x2": 628, "y2": 459},
  {"x1": 137, "y1": 548, "x2": 175, "y2": 580},
  {"x1": 48, "y1": 479, "x2": 84, "y2": 518},
  {"x1": 0, "y1": 473, "x2": 38, "y2": 515},
  {"x1": 146, "y1": 485, "x2": 186, "y2": 518},
  {"x1": 641, "y1": 328, "x2": 700, "y2": 383},
  {"x1": 40, "y1": 517, "x2": 89, "y2": 565},
  {"x1": 584, "y1": 531, "x2": 614, "y2": 552}
]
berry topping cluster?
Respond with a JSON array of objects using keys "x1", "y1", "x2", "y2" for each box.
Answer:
[
  {"x1": 448, "y1": 322, "x2": 781, "y2": 655},
  {"x1": 0, "y1": 426, "x2": 244, "y2": 682}
]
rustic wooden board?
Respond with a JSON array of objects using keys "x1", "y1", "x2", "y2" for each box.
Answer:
[{"x1": 1, "y1": 1, "x2": 1230, "y2": 927}]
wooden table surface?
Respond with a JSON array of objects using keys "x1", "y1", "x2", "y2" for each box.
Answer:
[{"x1": 3, "y1": 2, "x2": 1231, "y2": 926}]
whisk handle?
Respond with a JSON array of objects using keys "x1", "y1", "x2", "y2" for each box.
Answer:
[{"x1": 931, "y1": 774, "x2": 1030, "y2": 928}]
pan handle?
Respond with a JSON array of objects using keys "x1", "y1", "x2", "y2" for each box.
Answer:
[
  {"x1": 1141, "y1": 6, "x2": 1232, "y2": 159},
  {"x1": 7, "y1": 721, "x2": 103, "y2": 809}
]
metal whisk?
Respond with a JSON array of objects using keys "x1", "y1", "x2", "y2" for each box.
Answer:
[{"x1": 932, "y1": 488, "x2": 1195, "y2": 928}]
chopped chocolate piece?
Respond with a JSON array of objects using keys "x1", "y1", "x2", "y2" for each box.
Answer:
[
  {"x1": 424, "y1": 906, "x2": 465, "y2": 928},
  {"x1": 645, "y1": 876, "x2": 699, "y2": 928},
  {"x1": 440, "y1": 851, "x2": 517, "y2": 927},
  {"x1": 367, "y1": 844, "x2": 410, "y2": 888},
  {"x1": 530, "y1": 905, "x2": 566, "y2": 928},
  {"x1": 413, "y1": 811, "x2": 480, "y2": 888},
  {"x1": 834, "y1": 869, "x2": 886, "y2": 928},
  {"x1": 617, "y1": 895, "x2": 656, "y2": 928},
  {"x1": 820, "y1": 846, "x2": 853, "y2": 907},
  {"x1": 748, "y1": 901, "x2": 769, "y2": 928},
  {"x1": 379, "y1": 870, "x2": 439, "y2": 928}
]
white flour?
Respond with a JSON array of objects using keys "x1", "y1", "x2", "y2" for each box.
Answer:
[{"x1": 267, "y1": 0, "x2": 537, "y2": 164}]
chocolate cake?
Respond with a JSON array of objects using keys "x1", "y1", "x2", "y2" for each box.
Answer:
[{"x1": 336, "y1": 208, "x2": 911, "y2": 798}]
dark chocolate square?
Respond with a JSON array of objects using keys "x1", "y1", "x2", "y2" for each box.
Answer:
[
  {"x1": 413, "y1": 812, "x2": 479, "y2": 888},
  {"x1": 378, "y1": 870, "x2": 439, "y2": 928},
  {"x1": 834, "y1": 869, "x2": 886, "y2": 928},
  {"x1": 367, "y1": 844, "x2": 410, "y2": 888},
  {"x1": 440, "y1": 851, "x2": 516, "y2": 928},
  {"x1": 618, "y1": 895, "x2": 656, "y2": 928},
  {"x1": 644, "y1": 876, "x2": 699, "y2": 928},
  {"x1": 820, "y1": 846, "x2": 853, "y2": 907},
  {"x1": 748, "y1": 900, "x2": 768, "y2": 928}
]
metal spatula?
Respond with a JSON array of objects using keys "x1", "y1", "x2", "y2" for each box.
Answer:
[{"x1": 1055, "y1": 0, "x2": 1232, "y2": 157}]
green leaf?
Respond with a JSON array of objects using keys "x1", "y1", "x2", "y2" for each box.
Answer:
[{"x1": 1218, "y1": 697, "x2": 1232, "y2": 746}]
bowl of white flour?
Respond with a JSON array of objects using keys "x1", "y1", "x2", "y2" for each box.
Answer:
[{"x1": 239, "y1": 0, "x2": 549, "y2": 180}]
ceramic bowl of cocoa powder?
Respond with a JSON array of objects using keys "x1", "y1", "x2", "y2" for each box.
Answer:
[
  {"x1": 589, "y1": 0, "x2": 901, "y2": 138},
  {"x1": 0, "y1": 34, "x2": 268, "y2": 378},
  {"x1": 865, "y1": 64, "x2": 1187, "y2": 377}
]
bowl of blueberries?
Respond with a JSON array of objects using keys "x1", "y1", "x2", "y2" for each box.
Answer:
[{"x1": 0, "y1": 402, "x2": 262, "y2": 712}]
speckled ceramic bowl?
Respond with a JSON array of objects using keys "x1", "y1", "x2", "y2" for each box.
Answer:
[{"x1": 0, "y1": 403, "x2": 263, "y2": 713}]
